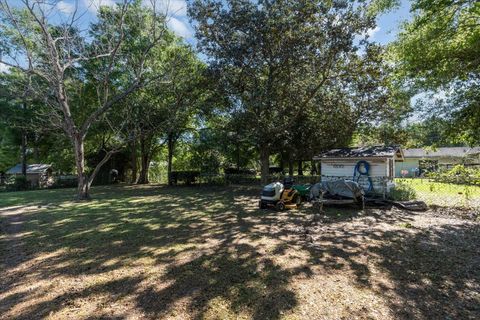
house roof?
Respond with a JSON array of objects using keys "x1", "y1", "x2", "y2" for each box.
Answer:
[
  {"x1": 313, "y1": 146, "x2": 403, "y2": 160},
  {"x1": 404, "y1": 147, "x2": 480, "y2": 158},
  {"x1": 6, "y1": 164, "x2": 52, "y2": 174}
]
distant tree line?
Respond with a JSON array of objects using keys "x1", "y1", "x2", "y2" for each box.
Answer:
[{"x1": 1, "y1": 0, "x2": 477, "y2": 198}]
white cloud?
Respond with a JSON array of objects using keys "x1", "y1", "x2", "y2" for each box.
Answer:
[
  {"x1": 57, "y1": 1, "x2": 75, "y2": 14},
  {"x1": 143, "y1": 0, "x2": 187, "y2": 17},
  {"x1": 366, "y1": 26, "x2": 380, "y2": 39},
  {"x1": 83, "y1": 0, "x2": 116, "y2": 13},
  {"x1": 0, "y1": 63, "x2": 10, "y2": 74},
  {"x1": 164, "y1": 0, "x2": 187, "y2": 16},
  {"x1": 167, "y1": 16, "x2": 192, "y2": 38}
]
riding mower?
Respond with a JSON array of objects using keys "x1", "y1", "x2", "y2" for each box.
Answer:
[{"x1": 259, "y1": 177, "x2": 308, "y2": 211}]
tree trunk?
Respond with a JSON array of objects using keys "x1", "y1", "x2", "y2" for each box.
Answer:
[
  {"x1": 236, "y1": 143, "x2": 240, "y2": 170},
  {"x1": 21, "y1": 101, "x2": 27, "y2": 177},
  {"x1": 130, "y1": 139, "x2": 137, "y2": 183},
  {"x1": 73, "y1": 134, "x2": 116, "y2": 200},
  {"x1": 33, "y1": 133, "x2": 40, "y2": 163},
  {"x1": 74, "y1": 136, "x2": 90, "y2": 200},
  {"x1": 21, "y1": 130, "x2": 27, "y2": 177},
  {"x1": 137, "y1": 137, "x2": 150, "y2": 184},
  {"x1": 298, "y1": 160, "x2": 303, "y2": 176},
  {"x1": 310, "y1": 160, "x2": 317, "y2": 175},
  {"x1": 167, "y1": 134, "x2": 175, "y2": 186},
  {"x1": 288, "y1": 156, "x2": 294, "y2": 176},
  {"x1": 260, "y1": 147, "x2": 270, "y2": 184},
  {"x1": 279, "y1": 153, "x2": 284, "y2": 173},
  {"x1": 137, "y1": 156, "x2": 149, "y2": 184}
]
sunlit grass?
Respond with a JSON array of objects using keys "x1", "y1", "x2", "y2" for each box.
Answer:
[
  {"x1": 395, "y1": 178, "x2": 480, "y2": 207},
  {"x1": 0, "y1": 184, "x2": 478, "y2": 319}
]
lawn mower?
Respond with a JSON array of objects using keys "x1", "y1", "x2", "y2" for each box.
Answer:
[{"x1": 259, "y1": 177, "x2": 309, "y2": 211}]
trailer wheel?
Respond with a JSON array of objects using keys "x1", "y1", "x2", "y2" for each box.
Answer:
[
  {"x1": 275, "y1": 202, "x2": 285, "y2": 211},
  {"x1": 294, "y1": 194, "x2": 301, "y2": 207},
  {"x1": 313, "y1": 201, "x2": 323, "y2": 213},
  {"x1": 357, "y1": 196, "x2": 365, "y2": 210},
  {"x1": 259, "y1": 200, "x2": 266, "y2": 209}
]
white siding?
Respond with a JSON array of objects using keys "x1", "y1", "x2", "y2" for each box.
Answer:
[
  {"x1": 320, "y1": 158, "x2": 391, "y2": 197},
  {"x1": 321, "y1": 159, "x2": 388, "y2": 177}
]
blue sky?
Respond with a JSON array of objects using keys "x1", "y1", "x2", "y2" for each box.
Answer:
[
  {"x1": 1, "y1": 0, "x2": 413, "y2": 72},
  {"x1": 166, "y1": 0, "x2": 414, "y2": 46},
  {"x1": 163, "y1": 0, "x2": 414, "y2": 46},
  {"x1": 49, "y1": 0, "x2": 413, "y2": 45},
  {"x1": 373, "y1": 0, "x2": 412, "y2": 45},
  {"x1": 51, "y1": 0, "x2": 195, "y2": 39},
  {"x1": 0, "y1": 0, "x2": 423, "y2": 123}
]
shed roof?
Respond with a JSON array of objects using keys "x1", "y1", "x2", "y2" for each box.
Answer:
[
  {"x1": 6, "y1": 164, "x2": 52, "y2": 174},
  {"x1": 313, "y1": 146, "x2": 403, "y2": 160},
  {"x1": 404, "y1": 147, "x2": 480, "y2": 158}
]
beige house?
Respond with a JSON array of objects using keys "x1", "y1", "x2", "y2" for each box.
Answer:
[{"x1": 396, "y1": 147, "x2": 480, "y2": 177}]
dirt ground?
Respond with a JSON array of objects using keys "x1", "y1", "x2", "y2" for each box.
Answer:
[{"x1": 0, "y1": 185, "x2": 479, "y2": 319}]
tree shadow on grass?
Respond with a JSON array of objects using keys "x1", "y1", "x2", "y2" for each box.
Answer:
[
  {"x1": 374, "y1": 223, "x2": 480, "y2": 319},
  {"x1": 0, "y1": 185, "x2": 479, "y2": 319},
  {"x1": 0, "y1": 185, "x2": 302, "y2": 319},
  {"x1": 302, "y1": 207, "x2": 480, "y2": 319},
  {"x1": 138, "y1": 245, "x2": 298, "y2": 319}
]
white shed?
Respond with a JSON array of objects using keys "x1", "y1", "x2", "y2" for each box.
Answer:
[{"x1": 313, "y1": 146, "x2": 404, "y2": 198}]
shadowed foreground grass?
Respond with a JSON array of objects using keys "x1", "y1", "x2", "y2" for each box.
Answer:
[{"x1": 0, "y1": 185, "x2": 479, "y2": 319}]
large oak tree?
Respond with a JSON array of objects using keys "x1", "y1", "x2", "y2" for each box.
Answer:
[{"x1": 188, "y1": 0, "x2": 390, "y2": 182}]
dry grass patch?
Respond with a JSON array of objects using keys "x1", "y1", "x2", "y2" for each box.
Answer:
[{"x1": 0, "y1": 185, "x2": 479, "y2": 319}]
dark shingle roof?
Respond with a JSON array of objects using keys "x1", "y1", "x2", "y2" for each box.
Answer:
[
  {"x1": 404, "y1": 147, "x2": 480, "y2": 158},
  {"x1": 6, "y1": 164, "x2": 52, "y2": 174},
  {"x1": 313, "y1": 146, "x2": 402, "y2": 160}
]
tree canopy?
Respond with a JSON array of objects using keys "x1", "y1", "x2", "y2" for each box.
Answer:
[
  {"x1": 0, "y1": 0, "x2": 478, "y2": 194},
  {"x1": 189, "y1": 0, "x2": 394, "y2": 182},
  {"x1": 389, "y1": 0, "x2": 480, "y2": 145}
]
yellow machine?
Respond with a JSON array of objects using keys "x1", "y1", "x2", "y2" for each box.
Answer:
[
  {"x1": 259, "y1": 177, "x2": 301, "y2": 211},
  {"x1": 275, "y1": 186, "x2": 301, "y2": 211}
]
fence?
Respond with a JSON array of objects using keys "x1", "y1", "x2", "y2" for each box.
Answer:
[
  {"x1": 193, "y1": 173, "x2": 321, "y2": 186},
  {"x1": 428, "y1": 174, "x2": 480, "y2": 186},
  {"x1": 426, "y1": 165, "x2": 480, "y2": 186}
]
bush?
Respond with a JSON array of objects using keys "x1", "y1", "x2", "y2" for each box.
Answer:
[
  {"x1": 223, "y1": 168, "x2": 256, "y2": 175},
  {"x1": 49, "y1": 175, "x2": 78, "y2": 189},
  {"x1": 169, "y1": 171, "x2": 201, "y2": 185},
  {"x1": 225, "y1": 174, "x2": 259, "y2": 185},
  {"x1": 389, "y1": 182, "x2": 417, "y2": 201},
  {"x1": 427, "y1": 164, "x2": 480, "y2": 185},
  {"x1": 198, "y1": 174, "x2": 227, "y2": 185},
  {"x1": 6, "y1": 176, "x2": 31, "y2": 191}
]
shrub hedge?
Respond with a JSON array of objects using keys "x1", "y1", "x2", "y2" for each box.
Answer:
[
  {"x1": 427, "y1": 165, "x2": 480, "y2": 185},
  {"x1": 5, "y1": 176, "x2": 31, "y2": 191}
]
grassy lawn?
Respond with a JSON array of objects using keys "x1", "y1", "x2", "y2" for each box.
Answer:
[
  {"x1": 395, "y1": 178, "x2": 480, "y2": 207},
  {"x1": 0, "y1": 184, "x2": 479, "y2": 319}
]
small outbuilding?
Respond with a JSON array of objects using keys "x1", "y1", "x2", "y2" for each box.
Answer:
[
  {"x1": 6, "y1": 164, "x2": 53, "y2": 188},
  {"x1": 313, "y1": 146, "x2": 404, "y2": 198}
]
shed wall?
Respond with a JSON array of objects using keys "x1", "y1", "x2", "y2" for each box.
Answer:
[
  {"x1": 320, "y1": 158, "x2": 390, "y2": 196},
  {"x1": 321, "y1": 159, "x2": 388, "y2": 177}
]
